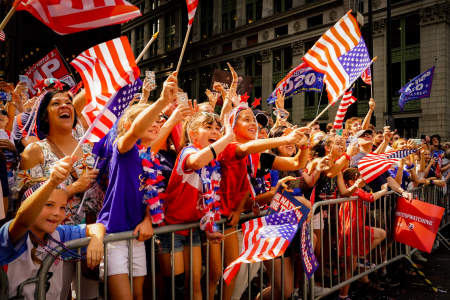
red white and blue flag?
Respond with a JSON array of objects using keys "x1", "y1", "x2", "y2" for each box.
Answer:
[
  {"x1": 71, "y1": 36, "x2": 140, "y2": 143},
  {"x1": 361, "y1": 66, "x2": 372, "y2": 85},
  {"x1": 303, "y1": 11, "x2": 372, "y2": 103},
  {"x1": 333, "y1": 88, "x2": 357, "y2": 129},
  {"x1": 358, "y1": 149, "x2": 417, "y2": 183},
  {"x1": 14, "y1": 0, "x2": 141, "y2": 35},
  {"x1": 186, "y1": 0, "x2": 198, "y2": 25},
  {"x1": 223, "y1": 210, "x2": 299, "y2": 284},
  {"x1": 0, "y1": 30, "x2": 5, "y2": 42}
]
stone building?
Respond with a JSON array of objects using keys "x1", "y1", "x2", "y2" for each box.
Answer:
[{"x1": 123, "y1": 0, "x2": 450, "y2": 140}]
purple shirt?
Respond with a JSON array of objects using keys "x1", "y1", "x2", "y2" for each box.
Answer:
[{"x1": 97, "y1": 144, "x2": 146, "y2": 233}]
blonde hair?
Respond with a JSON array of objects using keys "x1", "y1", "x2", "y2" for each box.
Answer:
[
  {"x1": 116, "y1": 104, "x2": 149, "y2": 138},
  {"x1": 392, "y1": 138, "x2": 406, "y2": 150},
  {"x1": 345, "y1": 117, "x2": 362, "y2": 130}
]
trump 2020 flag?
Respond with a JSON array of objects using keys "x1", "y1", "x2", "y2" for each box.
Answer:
[
  {"x1": 267, "y1": 62, "x2": 324, "y2": 104},
  {"x1": 398, "y1": 66, "x2": 434, "y2": 111},
  {"x1": 303, "y1": 11, "x2": 372, "y2": 103},
  {"x1": 223, "y1": 210, "x2": 299, "y2": 284},
  {"x1": 394, "y1": 197, "x2": 444, "y2": 253}
]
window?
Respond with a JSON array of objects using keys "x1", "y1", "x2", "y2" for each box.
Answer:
[
  {"x1": 135, "y1": 26, "x2": 144, "y2": 56},
  {"x1": 245, "y1": 54, "x2": 262, "y2": 99},
  {"x1": 200, "y1": 1, "x2": 214, "y2": 39},
  {"x1": 272, "y1": 47, "x2": 292, "y2": 75},
  {"x1": 390, "y1": 14, "x2": 420, "y2": 112},
  {"x1": 246, "y1": 0, "x2": 262, "y2": 24},
  {"x1": 394, "y1": 117, "x2": 419, "y2": 138},
  {"x1": 222, "y1": 0, "x2": 236, "y2": 31},
  {"x1": 246, "y1": 34, "x2": 258, "y2": 47},
  {"x1": 307, "y1": 15, "x2": 323, "y2": 28},
  {"x1": 274, "y1": 0, "x2": 292, "y2": 14},
  {"x1": 165, "y1": 13, "x2": 176, "y2": 51},
  {"x1": 275, "y1": 25, "x2": 288, "y2": 38}
]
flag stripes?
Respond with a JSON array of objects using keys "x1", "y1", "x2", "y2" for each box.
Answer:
[
  {"x1": 0, "y1": 30, "x2": 5, "y2": 41},
  {"x1": 186, "y1": 0, "x2": 198, "y2": 25},
  {"x1": 333, "y1": 89, "x2": 357, "y2": 129},
  {"x1": 14, "y1": 0, "x2": 141, "y2": 35},
  {"x1": 358, "y1": 150, "x2": 417, "y2": 183},
  {"x1": 361, "y1": 66, "x2": 372, "y2": 85}
]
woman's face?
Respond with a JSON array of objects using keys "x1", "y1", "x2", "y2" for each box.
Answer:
[
  {"x1": 31, "y1": 189, "x2": 68, "y2": 236},
  {"x1": 423, "y1": 150, "x2": 431, "y2": 161},
  {"x1": 46, "y1": 93, "x2": 75, "y2": 131},
  {"x1": 277, "y1": 144, "x2": 296, "y2": 157},
  {"x1": 330, "y1": 136, "x2": 346, "y2": 156},
  {"x1": 234, "y1": 109, "x2": 257, "y2": 141}
]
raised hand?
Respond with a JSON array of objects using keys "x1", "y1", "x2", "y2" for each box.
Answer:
[{"x1": 49, "y1": 156, "x2": 75, "y2": 186}]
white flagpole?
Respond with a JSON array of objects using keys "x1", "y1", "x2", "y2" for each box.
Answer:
[
  {"x1": 176, "y1": 24, "x2": 192, "y2": 73},
  {"x1": 135, "y1": 32, "x2": 159, "y2": 64}
]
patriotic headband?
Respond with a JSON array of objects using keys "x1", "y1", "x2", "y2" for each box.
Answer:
[{"x1": 22, "y1": 181, "x2": 67, "y2": 202}]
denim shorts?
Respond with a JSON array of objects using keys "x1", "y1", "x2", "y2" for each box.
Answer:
[{"x1": 158, "y1": 230, "x2": 202, "y2": 254}]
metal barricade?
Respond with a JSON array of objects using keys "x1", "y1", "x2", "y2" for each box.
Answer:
[{"x1": 32, "y1": 186, "x2": 447, "y2": 300}]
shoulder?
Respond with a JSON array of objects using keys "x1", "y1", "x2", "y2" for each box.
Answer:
[
  {"x1": 19, "y1": 141, "x2": 45, "y2": 169},
  {"x1": 0, "y1": 221, "x2": 28, "y2": 265}
]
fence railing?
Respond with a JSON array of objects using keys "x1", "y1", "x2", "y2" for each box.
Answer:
[{"x1": 28, "y1": 185, "x2": 448, "y2": 300}]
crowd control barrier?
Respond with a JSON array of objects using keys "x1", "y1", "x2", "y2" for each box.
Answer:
[{"x1": 27, "y1": 186, "x2": 448, "y2": 300}]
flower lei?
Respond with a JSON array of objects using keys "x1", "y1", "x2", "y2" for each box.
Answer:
[
  {"x1": 188, "y1": 146, "x2": 222, "y2": 233},
  {"x1": 137, "y1": 140, "x2": 165, "y2": 224}
]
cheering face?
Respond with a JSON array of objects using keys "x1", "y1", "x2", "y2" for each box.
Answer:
[
  {"x1": 431, "y1": 137, "x2": 440, "y2": 147},
  {"x1": 190, "y1": 121, "x2": 222, "y2": 149},
  {"x1": 234, "y1": 109, "x2": 257, "y2": 141},
  {"x1": 31, "y1": 189, "x2": 68, "y2": 236},
  {"x1": 423, "y1": 150, "x2": 431, "y2": 162},
  {"x1": 46, "y1": 93, "x2": 75, "y2": 131},
  {"x1": 395, "y1": 139, "x2": 407, "y2": 150},
  {"x1": 331, "y1": 136, "x2": 346, "y2": 156},
  {"x1": 350, "y1": 121, "x2": 361, "y2": 134},
  {"x1": 143, "y1": 120, "x2": 162, "y2": 143},
  {"x1": 278, "y1": 144, "x2": 296, "y2": 157}
]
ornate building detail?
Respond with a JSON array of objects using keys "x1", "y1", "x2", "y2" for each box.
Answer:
[
  {"x1": 292, "y1": 41, "x2": 305, "y2": 56},
  {"x1": 260, "y1": 49, "x2": 271, "y2": 63},
  {"x1": 235, "y1": 38, "x2": 242, "y2": 48},
  {"x1": 262, "y1": 30, "x2": 269, "y2": 40},
  {"x1": 293, "y1": 21, "x2": 301, "y2": 32},
  {"x1": 329, "y1": 10, "x2": 338, "y2": 22},
  {"x1": 373, "y1": 20, "x2": 385, "y2": 37},
  {"x1": 420, "y1": 3, "x2": 450, "y2": 26}
]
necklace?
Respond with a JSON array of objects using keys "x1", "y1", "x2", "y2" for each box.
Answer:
[{"x1": 30, "y1": 232, "x2": 85, "y2": 264}]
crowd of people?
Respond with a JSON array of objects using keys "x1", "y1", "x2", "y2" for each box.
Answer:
[{"x1": 0, "y1": 64, "x2": 449, "y2": 300}]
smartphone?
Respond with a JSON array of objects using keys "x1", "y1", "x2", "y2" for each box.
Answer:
[
  {"x1": 411, "y1": 138, "x2": 421, "y2": 146},
  {"x1": 177, "y1": 91, "x2": 188, "y2": 105}
]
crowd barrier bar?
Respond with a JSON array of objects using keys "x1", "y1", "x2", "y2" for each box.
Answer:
[{"x1": 32, "y1": 185, "x2": 447, "y2": 300}]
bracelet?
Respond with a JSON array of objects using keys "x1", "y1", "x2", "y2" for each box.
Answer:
[
  {"x1": 405, "y1": 164, "x2": 415, "y2": 170},
  {"x1": 209, "y1": 145, "x2": 217, "y2": 159}
]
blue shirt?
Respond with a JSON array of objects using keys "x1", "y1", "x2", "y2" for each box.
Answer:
[
  {"x1": 97, "y1": 143, "x2": 147, "y2": 233},
  {"x1": 0, "y1": 220, "x2": 86, "y2": 266},
  {"x1": 388, "y1": 166, "x2": 411, "y2": 190}
]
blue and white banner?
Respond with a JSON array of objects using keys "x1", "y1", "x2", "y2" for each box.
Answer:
[
  {"x1": 398, "y1": 66, "x2": 434, "y2": 111},
  {"x1": 267, "y1": 62, "x2": 324, "y2": 104}
]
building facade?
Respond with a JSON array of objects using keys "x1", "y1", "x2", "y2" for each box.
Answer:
[{"x1": 123, "y1": 0, "x2": 450, "y2": 140}]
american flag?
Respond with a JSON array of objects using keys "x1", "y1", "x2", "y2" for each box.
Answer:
[
  {"x1": 303, "y1": 11, "x2": 372, "y2": 103},
  {"x1": 358, "y1": 149, "x2": 417, "y2": 183},
  {"x1": 14, "y1": 0, "x2": 141, "y2": 35},
  {"x1": 361, "y1": 66, "x2": 372, "y2": 85},
  {"x1": 186, "y1": 0, "x2": 198, "y2": 25},
  {"x1": 71, "y1": 36, "x2": 140, "y2": 143},
  {"x1": 0, "y1": 30, "x2": 5, "y2": 42},
  {"x1": 223, "y1": 210, "x2": 299, "y2": 284},
  {"x1": 333, "y1": 88, "x2": 357, "y2": 129}
]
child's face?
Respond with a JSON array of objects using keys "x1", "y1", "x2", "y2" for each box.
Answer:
[
  {"x1": 0, "y1": 114, "x2": 8, "y2": 130},
  {"x1": 330, "y1": 136, "x2": 346, "y2": 156},
  {"x1": 190, "y1": 121, "x2": 222, "y2": 149},
  {"x1": 31, "y1": 189, "x2": 68, "y2": 235},
  {"x1": 278, "y1": 144, "x2": 296, "y2": 157},
  {"x1": 142, "y1": 120, "x2": 162, "y2": 143},
  {"x1": 234, "y1": 109, "x2": 257, "y2": 141}
]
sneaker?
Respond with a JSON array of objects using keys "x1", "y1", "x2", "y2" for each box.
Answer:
[
  {"x1": 413, "y1": 251, "x2": 428, "y2": 263},
  {"x1": 313, "y1": 285, "x2": 331, "y2": 296}
]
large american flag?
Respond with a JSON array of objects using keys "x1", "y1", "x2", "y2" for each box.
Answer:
[
  {"x1": 71, "y1": 36, "x2": 140, "y2": 143},
  {"x1": 358, "y1": 149, "x2": 417, "y2": 183},
  {"x1": 303, "y1": 11, "x2": 372, "y2": 103},
  {"x1": 333, "y1": 88, "x2": 357, "y2": 129},
  {"x1": 14, "y1": 0, "x2": 141, "y2": 35},
  {"x1": 223, "y1": 210, "x2": 299, "y2": 284},
  {"x1": 186, "y1": 0, "x2": 198, "y2": 25}
]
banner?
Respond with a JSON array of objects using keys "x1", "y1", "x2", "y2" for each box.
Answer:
[
  {"x1": 267, "y1": 62, "x2": 324, "y2": 104},
  {"x1": 269, "y1": 189, "x2": 318, "y2": 278},
  {"x1": 398, "y1": 66, "x2": 434, "y2": 111},
  {"x1": 23, "y1": 49, "x2": 75, "y2": 96},
  {"x1": 394, "y1": 197, "x2": 444, "y2": 253}
]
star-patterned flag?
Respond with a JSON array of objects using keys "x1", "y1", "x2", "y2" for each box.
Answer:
[
  {"x1": 398, "y1": 66, "x2": 434, "y2": 111},
  {"x1": 303, "y1": 11, "x2": 372, "y2": 103},
  {"x1": 361, "y1": 65, "x2": 372, "y2": 85},
  {"x1": 223, "y1": 210, "x2": 299, "y2": 284}
]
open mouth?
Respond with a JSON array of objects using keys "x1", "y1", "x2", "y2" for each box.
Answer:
[
  {"x1": 208, "y1": 138, "x2": 217, "y2": 143},
  {"x1": 59, "y1": 111, "x2": 71, "y2": 119}
]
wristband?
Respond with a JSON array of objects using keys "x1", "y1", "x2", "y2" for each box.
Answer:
[
  {"x1": 209, "y1": 145, "x2": 217, "y2": 159},
  {"x1": 405, "y1": 164, "x2": 415, "y2": 170}
]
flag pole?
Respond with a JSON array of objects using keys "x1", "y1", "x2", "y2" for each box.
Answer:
[
  {"x1": 136, "y1": 32, "x2": 159, "y2": 64},
  {"x1": 0, "y1": 5, "x2": 16, "y2": 31},
  {"x1": 307, "y1": 101, "x2": 336, "y2": 127},
  {"x1": 175, "y1": 24, "x2": 192, "y2": 73}
]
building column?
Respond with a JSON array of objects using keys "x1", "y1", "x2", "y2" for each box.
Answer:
[
  {"x1": 290, "y1": 41, "x2": 305, "y2": 125},
  {"x1": 213, "y1": 0, "x2": 222, "y2": 35},
  {"x1": 175, "y1": 8, "x2": 182, "y2": 49},
  {"x1": 260, "y1": 49, "x2": 273, "y2": 112},
  {"x1": 236, "y1": 0, "x2": 246, "y2": 26},
  {"x1": 144, "y1": 0, "x2": 151, "y2": 13},
  {"x1": 130, "y1": 28, "x2": 137, "y2": 56},
  {"x1": 372, "y1": 19, "x2": 386, "y2": 128},
  {"x1": 143, "y1": 22, "x2": 151, "y2": 60},
  {"x1": 262, "y1": 0, "x2": 273, "y2": 18},
  {"x1": 157, "y1": 16, "x2": 165, "y2": 55},
  {"x1": 192, "y1": 3, "x2": 202, "y2": 42},
  {"x1": 419, "y1": 4, "x2": 450, "y2": 140}
]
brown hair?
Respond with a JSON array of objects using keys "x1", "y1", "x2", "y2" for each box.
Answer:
[
  {"x1": 182, "y1": 112, "x2": 221, "y2": 146},
  {"x1": 116, "y1": 104, "x2": 149, "y2": 138},
  {"x1": 343, "y1": 168, "x2": 360, "y2": 182},
  {"x1": 345, "y1": 117, "x2": 362, "y2": 130}
]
